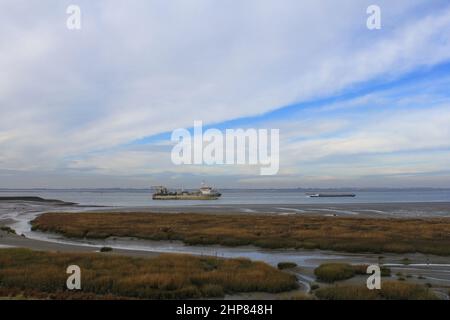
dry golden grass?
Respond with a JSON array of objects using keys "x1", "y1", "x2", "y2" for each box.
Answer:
[
  {"x1": 32, "y1": 212, "x2": 450, "y2": 255},
  {"x1": 0, "y1": 248, "x2": 297, "y2": 299}
]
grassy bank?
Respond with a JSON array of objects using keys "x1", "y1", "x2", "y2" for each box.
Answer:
[
  {"x1": 31, "y1": 212, "x2": 450, "y2": 255},
  {"x1": 0, "y1": 248, "x2": 297, "y2": 299}
]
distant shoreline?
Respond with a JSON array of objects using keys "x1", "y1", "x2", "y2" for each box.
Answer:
[
  {"x1": 1, "y1": 187, "x2": 450, "y2": 191},
  {"x1": 0, "y1": 196, "x2": 75, "y2": 205}
]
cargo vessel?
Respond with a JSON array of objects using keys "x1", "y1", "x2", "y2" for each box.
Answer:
[
  {"x1": 152, "y1": 184, "x2": 221, "y2": 200},
  {"x1": 307, "y1": 193, "x2": 356, "y2": 198}
]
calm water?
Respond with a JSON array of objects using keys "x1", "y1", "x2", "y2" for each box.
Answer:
[{"x1": 1, "y1": 188, "x2": 450, "y2": 207}]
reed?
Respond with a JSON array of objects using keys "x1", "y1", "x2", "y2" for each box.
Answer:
[
  {"x1": 314, "y1": 263, "x2": 392, "y2": 282},
  {"x1": 314, "y1": 263, "x2": 356, "y2": 282},
  {"x1": 0, "y1": 248, "x2": 297, "y2": 299},
  {"x1": 31, "y1": 212, "x2": 450, "y2": 255},
  {"x1": 315, "y1": 281, "x2": 439, "y2": 300}
]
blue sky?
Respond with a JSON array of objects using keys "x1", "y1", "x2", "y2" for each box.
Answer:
[{"x1": 1, "y1": 0, "x2": 450, "y2": 188}]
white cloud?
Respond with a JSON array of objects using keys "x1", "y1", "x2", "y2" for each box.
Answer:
[{"x1": 283, "y1": 104, "x2": 450, "y2": 163}]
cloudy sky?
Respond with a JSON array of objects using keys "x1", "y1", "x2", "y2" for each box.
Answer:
[{"x1": 1, "y1": 0, "x2": 450, "y2": 188}]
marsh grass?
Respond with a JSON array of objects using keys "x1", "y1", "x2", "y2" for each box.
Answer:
[
  {"x1": 31, "y1": 212, "x2": 450, "y2": 255},
  {"x1": 0, "y1": 248, "x2": 297, "y2": 299},
  {"x1": 314, "y1": 263, "x2": 391, "y2": 283},
  {"x1": 314, "y1": 263, "x2": 356, "y2": 282},
  {"x1": 315, "y1": 281, "x2": 439, "y2": 300}
]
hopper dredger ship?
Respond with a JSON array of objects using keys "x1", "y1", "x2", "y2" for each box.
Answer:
[{"x1": 152, "y1": 184, "x2": 221, "y2": 200}]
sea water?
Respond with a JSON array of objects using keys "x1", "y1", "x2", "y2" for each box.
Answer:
[{"x1": 0, "y1": 188, "x2": 450, "y2": 207}]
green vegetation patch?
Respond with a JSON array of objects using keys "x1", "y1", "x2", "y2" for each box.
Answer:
[
  {"x1": 0, "y1": 226, "x2": 16, "y2": 234},
  {"x1": 314, "y1": 263, "x2": 356, "y2": 282},
  {"x1": 314, "y1": 263, "x2": 391, "y2": 283}
]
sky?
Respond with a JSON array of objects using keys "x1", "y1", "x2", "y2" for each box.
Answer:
[{"x1": 1, "y1": 0, "x2": 450, "y2": 188}]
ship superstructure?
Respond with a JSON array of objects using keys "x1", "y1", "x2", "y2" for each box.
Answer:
[{"x1": 152, "y1": 184, "x2": 221, "y2": 200}]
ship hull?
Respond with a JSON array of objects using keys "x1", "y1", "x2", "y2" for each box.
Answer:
[
  {"x1": 309, "y1": 193, "x2": 356, "y2": 198},
  {"x1": 152, "y1": 195, "x2": 220, "y2": 200}
]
